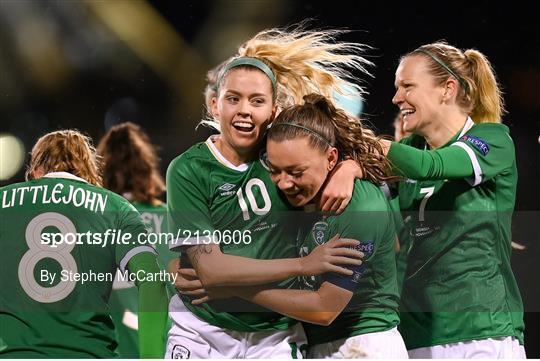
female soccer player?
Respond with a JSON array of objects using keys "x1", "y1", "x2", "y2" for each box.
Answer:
[
  {"x1": 185, "y1": 94, "x2": 408, "y2": 358},
  {"x1": 381, "y1": 42, "x2": 525, "y2": 358},
  {"x1": 97, "y1": 122, "x2": 176, "y2": 358},
  {"x1": 166, "y1": 27, "x2": 369, "y2": 358},
  {"x1": 0, "y1": 130, "x2": 168, "y2": 358}
]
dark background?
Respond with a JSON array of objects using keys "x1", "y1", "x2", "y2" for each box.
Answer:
[{"x1": 0, "y1": 0, "x2": 538, "y2": 355}]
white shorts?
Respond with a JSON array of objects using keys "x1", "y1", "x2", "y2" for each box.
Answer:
[
  {"x1": 408, "y1": 336, "x2": 526, "y2": 359},
  {"x1": 308, "y1": 326, "x2": 408, "y2": 359},
  {"x1": 166, "y1": 295, "x2": 307, "y2": 358}
]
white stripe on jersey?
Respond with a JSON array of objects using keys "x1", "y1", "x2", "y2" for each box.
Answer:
[
  {"x1": 119, "y1": 245, "x2": 157, "y2": 273},
  {"x1": 451, "y1": 142, "x2": 483, "y2": 186}
]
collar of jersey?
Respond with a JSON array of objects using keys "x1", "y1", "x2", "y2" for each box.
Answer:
[
  {"x1": 42, "y1": 171, "x2": 88, "y2": 183},
  {"x1": 457, "y1": 116, "x2": 475, "y2": 139},
  {"x1": 425, "y1": 116, "x2": 475, "y2": 150},
  {"x1": 205, "y1": 135, "x2": 250, "y2": 172}
]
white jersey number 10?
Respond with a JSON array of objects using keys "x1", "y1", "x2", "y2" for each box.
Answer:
[{"x1": 236, "y1": 178, "x2": 271, "y2": 221}]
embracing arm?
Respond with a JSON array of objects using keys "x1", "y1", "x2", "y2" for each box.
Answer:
[
  {"x1": 224, "y1": 282, "x2": 352, "y2": 326},
  {"x1": 183, "y1": 236, "x2": 362, "y2": 288},
  {"x1": 319, "y1": 159, "x2": 364, "y2": 213},
  {"x1": 168, "y1": 154, "x2": 362, "y2": 289},
  {"x1": 381, "y1": 139, "x2": 473, "y2": 180}
]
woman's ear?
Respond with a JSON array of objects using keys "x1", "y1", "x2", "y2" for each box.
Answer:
[
  {"x1": 327, "y1": 147, "x2": 339, "y2": 171},
  {"x1": 443, "y1": 77, "x2": 458, "y2": 102},
  {"x1": 211, "y1": 96, "x2": 219, "y2": 118},
  {"x1": 271, "y1": 104, "x2": 279, "y2": 120}
]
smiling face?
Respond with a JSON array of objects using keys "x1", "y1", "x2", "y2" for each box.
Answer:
[
  {"x1": 212, "y1": 67, "x2": 276, "y2": 164},
  {"x1": 266, "y1": 137, "x2": 337, "y2": 207},
  {"x1": 392, "y1": 55, "x2": 446, "y2": 136}
]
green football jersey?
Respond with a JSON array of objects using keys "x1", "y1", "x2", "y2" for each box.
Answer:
[
  {"x1": 0, "y1": 172, "x2": 155, "y2": 358},
  {"x1": 166, "y1": 137, "x2": 299, "y2": 332},
  {"x1": 109, "y1": 201, "x2": 174, "y2": 358},
  {"x1": 299, "y1": 180, "x2": 400, "y2": 345},
  {"x1": 390, "y1": 119, "x2": 524, "y2": 349}
]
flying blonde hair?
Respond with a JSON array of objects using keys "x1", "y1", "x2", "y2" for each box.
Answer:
[
  {"x1": 202, "y1": 24, "x2": 373, "y2": 131},
  {"x1": 26, "y1": 130, "x2": 102, "y2": 186}
]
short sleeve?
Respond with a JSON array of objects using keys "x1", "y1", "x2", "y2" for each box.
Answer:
[
  {"x1": 166, "y1": 155, "x2": 215, "y2": 250},
  {"x1": 450, "y1": 123, "x2": 515, "y2": 186}
]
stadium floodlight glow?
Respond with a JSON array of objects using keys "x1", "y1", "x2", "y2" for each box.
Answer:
[{"x1": 0, "y1": 133, "x2": 25, "y2": 180}]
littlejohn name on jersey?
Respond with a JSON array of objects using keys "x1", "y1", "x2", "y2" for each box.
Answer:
[{"x1": 1, "y1": 183, "x2": 108, "y2": 214}]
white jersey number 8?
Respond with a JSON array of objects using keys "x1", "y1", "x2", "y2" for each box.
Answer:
[{"x1": 18, "y1": 212, "x2": 78, "y2": 303}]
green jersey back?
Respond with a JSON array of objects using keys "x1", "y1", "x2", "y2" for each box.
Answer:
[
  {"x1": 397, "y1": 122, "x2": 524, "y2": 348},
  {"x1": 299, "y1": 180, "x2": 400, "y2": 345},
  {"x1": 109, "y1": 201, "x2": 173, "y2": 358},
  {"x1": 0, "y1": 172, "x2": 154, "y2": 358},
  {"x1": 167, "y1": 137, "x2": 298, "y2": 332}
]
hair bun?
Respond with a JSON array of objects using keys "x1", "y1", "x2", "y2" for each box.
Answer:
[{"x1": 303, "y1": 93, "x2": 334, "y2": 116}]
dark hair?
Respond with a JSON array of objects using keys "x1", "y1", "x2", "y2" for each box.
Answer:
[
  {"x1": 97, "y1": 122, "x2": 165, "y2": 204},
  {"x1": 268, "y1": 93, "x2": 392, "y2": 185}
]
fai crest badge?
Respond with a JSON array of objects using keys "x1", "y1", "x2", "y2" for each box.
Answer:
[
  {"x1": 311, "y1": 221, "x2": 328, "y2": 245},
  {"x1": 172, "y1": 345, "x2": 190, "y2": 359}
]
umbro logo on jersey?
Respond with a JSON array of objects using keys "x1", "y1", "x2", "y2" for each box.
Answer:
[
  {"x1": 218, "y1": 183, "x2": 237, "y2": 196},
  {"x1": 405, "y1": 178, "x2": 417, "y2": 184},
  {"x1": 219, "y1": 183, "x2": 236, "y2": 191}
]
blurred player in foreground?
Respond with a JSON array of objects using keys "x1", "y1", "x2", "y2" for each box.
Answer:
[{"x1": 0, "y1": 130, "x2": 168, "y2": 358}]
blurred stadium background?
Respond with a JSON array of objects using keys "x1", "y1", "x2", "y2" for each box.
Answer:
[{"x1": 0, "y1": 0, "x2": 538, "y2": 356}]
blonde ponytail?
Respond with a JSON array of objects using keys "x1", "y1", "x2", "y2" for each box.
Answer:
[{"x1": 463, "y1": 49, "x2": 505, "y2": 123}]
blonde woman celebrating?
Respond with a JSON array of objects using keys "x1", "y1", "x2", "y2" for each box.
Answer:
[
  {"x1": 381, "y1": 42, "x2": 525, "y2": 358},
  {"x1": 0, "y1": 130, "x2": 167, "y2": 358}
]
